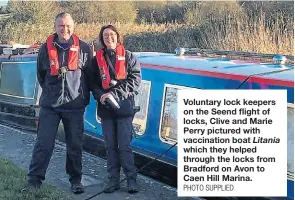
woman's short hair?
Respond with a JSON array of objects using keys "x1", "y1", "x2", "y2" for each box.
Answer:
[{"x1": 98, "y1": 24, "x2": 123, "y2": 48}]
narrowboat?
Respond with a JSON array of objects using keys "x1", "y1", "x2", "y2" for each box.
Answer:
[{"x1": 0, "y1": 44, "x2": 293, "y2": 199}]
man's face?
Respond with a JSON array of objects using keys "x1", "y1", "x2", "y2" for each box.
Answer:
[{"x1": 55, "y1": 16, "x2": 74, "y2": 43}]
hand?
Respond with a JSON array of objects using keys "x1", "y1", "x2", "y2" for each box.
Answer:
[{"x1": 100, "y1": 93, "x2": 112, "y2": 105}]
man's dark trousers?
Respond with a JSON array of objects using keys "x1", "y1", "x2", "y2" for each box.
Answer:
[
  {"x1": 101, "y1": 116, "x2": 137, "y2": 182},
  {"x1": 28, "y1": 107, "x2": 84, "y2": 184}
]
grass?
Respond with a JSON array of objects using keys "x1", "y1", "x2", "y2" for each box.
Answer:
[
  {"x1": 0, "y1": 158, "x2": 73, "y2": 200},
  {"x1": 1, "y1": 19, "x2": 293, "y2": 56},
  {"x1": 0, "y1": 2, "x2": 293, "y2": 55}
]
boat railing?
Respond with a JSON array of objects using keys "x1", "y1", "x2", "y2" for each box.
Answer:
[
  {"x1": 0, "y1": 43, "x2": 40, "y2": 56},
  {"x1": 175, "y1": 47, "x2": 294, "y2": 65}
]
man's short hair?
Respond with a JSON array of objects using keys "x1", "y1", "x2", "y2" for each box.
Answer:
[{"x1": 55, "y1": 12, "x2": 73, "y2": 22}]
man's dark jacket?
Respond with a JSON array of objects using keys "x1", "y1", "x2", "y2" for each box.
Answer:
[
  {"x1": 89, "y1": 48, "x2": 141, "y2": 118},
  {"x1": 37, "y1": 33, "x2": 92, "y2": 110}
]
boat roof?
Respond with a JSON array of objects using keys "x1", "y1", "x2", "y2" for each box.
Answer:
[
  {"x1": 0, "y1": 46, "x2": 293, "y2": 82},
  {"x1": 134, "y1": 52, "x2": 294, "y2": 82}
]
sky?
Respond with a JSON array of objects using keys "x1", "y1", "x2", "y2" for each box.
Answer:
[
  {"x1": 0, "y1": 1, "x2": 7, "y2": 7},
  {"x1": 0, "y1": 1, "x2": 7, "y2": 6}
]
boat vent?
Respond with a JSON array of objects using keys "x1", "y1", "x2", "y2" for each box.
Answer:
[
  {"x1": 175, "y1": 47, "x2": 186, "y2": 56},
  {"x1": 174, "y1": 47, "x2": 294, "y2": 65},
  {"x1": 272, "y1": 55, "x2": 288, "y2": 65}
]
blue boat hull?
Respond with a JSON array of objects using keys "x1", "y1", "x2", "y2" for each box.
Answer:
[{"x1": 0, "y1": 52, "x2": 293, "y2": 199}]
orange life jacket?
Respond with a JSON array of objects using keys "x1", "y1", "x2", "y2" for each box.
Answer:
[
  {"x1": 96, "y1": 45, "x2": 127, "y2": 89},
  {"x1": 46, "y1": 34, "x2": 80, "y2": 76}
]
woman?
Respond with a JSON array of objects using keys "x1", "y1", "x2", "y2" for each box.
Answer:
[{"x1": 89, "y1": 25, "x2": 141, "y2": 193}]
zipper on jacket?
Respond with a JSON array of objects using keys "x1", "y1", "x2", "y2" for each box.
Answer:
[
  {"x1": 53, "y1": 41, "x2": 68, "y2": 104},
  {"x1": 61, "y1": 73, "x2": 65, "y2": 103},
  {"x1": 61, "y1": 50, "x2": 66, "y2": 103}
]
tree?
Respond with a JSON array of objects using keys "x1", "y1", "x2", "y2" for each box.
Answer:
[
  {"x1": 135, "y1": 1, "x2": 167, "y2": 23},
  {"x1": 6, "y1": 1, "x2": 60, "y2": 24},
  {"x1": 60, "y1": 1, "x2": 137, "y2": 24},
  {"x1": 0, "y1": 6, "x2": 4, "y2": 14},
  {"x1": 92, "y1": 1, "x2": 137, "y2": 24},
  {"x1": 60, "y1": 1, "x2": 93, "y2": 23},
  {"x1": 184, "y1": 1, "x2": 245, "y2": 25}
]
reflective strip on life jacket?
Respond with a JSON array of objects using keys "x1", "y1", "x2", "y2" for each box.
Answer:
[
  {"x1": 46, "y1": 34, "x2": 80, "y2": 76},
  {"x1": 96, "y1": 45, "x2": 127, "y2": 89}
]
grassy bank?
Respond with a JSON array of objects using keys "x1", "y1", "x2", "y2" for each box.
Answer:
[
  {"x1": 0, "y1": 1, "x2": 293, "y2": 55},
  {"x1": 1, "y1": 20, "x2": 293, "y2": 56},
  {"x1": 0, "y1": 158, "x2": 73, "y2": 200}
]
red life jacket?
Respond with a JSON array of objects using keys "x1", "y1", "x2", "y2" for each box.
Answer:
[
  {"x1": 46, "y1": 34, "x2": 80, "y2": 76},
  {"x1": 96, "y1": 45, "x2": 127, "y2": 89}
]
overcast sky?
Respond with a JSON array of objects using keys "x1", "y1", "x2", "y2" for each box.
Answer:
[{"x1": 0, "y1": 1, "x2": 7, "y2": 6}]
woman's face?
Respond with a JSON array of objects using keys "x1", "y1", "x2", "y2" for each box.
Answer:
[{"x1": 102, "y1": 28, "x2": 117, "y2": 49}]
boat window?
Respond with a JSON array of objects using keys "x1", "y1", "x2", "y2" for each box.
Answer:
[
  {"x1": 287, "y1": 104, "x2": 294, "y2": 180},
  {"x1": 133, "y1": 80, "x2": 151, "y2": 135},
  {"x1": 159, "y1": 84, "x2": 199, "y2": 144},
  {"x1": 96, "y1": 80, "x2": 151, "y2": 136},
  {"x1": 0, "y1": 62, "x2": 37, "y2": 99}
]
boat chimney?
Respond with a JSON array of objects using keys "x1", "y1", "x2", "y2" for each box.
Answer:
[
  {"x1": 175, "y1": 47, "x2": 185, "y2": 56},
  {"x1": 273, "y1": 55, "x2": 287, "y2": 65}
]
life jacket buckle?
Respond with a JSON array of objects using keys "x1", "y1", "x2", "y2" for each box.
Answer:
[
  {"x1": 58, "y1": 66, "x2": 68, "y2": 78},
  {"x1": 109, "y1": 80, "x2": 118, "y2": 87}
]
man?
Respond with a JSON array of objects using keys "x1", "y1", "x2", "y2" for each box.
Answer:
[{"x1": 21, "y1": 12, "x2": 92, "y2": 194}]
